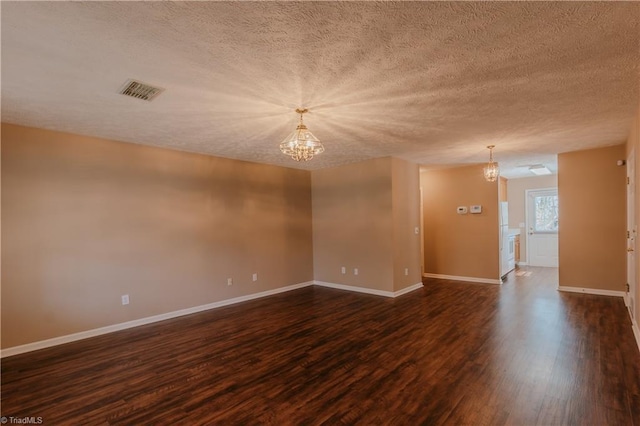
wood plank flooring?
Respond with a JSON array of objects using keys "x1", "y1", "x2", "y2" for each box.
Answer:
[{"x1": 2, "y1": 266, "x2": 640, "y2": 425}]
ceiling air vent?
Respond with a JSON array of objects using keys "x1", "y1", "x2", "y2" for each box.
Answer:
[{"x1": 119, "y1": 79, "x2": 164, "y2": 101}]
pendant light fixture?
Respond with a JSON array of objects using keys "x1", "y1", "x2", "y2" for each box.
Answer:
[
  {"x1": 484, "y1": 145, "x2": 499, "y2": 182},
  {"x1": 280, "y1": 108, "x2": 324, "y2": 162}
]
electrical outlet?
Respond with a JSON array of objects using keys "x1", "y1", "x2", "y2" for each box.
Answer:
[
  {"x1": 252, "y1": 273, "x2": 258, "y2": 282},
  {"x1": 404, "y1": 268, "x2": 409, "y2": 276},
  {"x1": 227, "y1": 278, "x2": 233, "y2": 286},
  {"x1": 354, "y1": 268, "x2": 359, "y2": 276},
  {"x1": 341, "y1": 266, "x2": 346, "y2": 274},
  {"x1": 121, "y1": 294, "x2": 129, "y2": 305}
]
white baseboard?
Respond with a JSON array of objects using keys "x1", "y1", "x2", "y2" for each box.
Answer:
[
  {"x1": 394, "y1": 282, "x2": 424, "y2": 297},
  {"x1": 1, "y1": 281, "x2": 314, "y2": 358},
  {"x1": 632, "y1": 318, "x2": 640, "y2": 355},
  {"x1": 313, "y1": 281, "x2": 423, "y2": 298},
  {"x1": 314, "y1": 281, "x2": 394, "y2": 297},
  {"x1": 516, "y1": 262, "x2": 528, "y2": 266},
  {"x1": 557, "y1": 286, "x2": 625, "y2": 298},
  {"x1": 1, "y1": 279, "x2": 427, "y2": 358},
  {"x1": 423, "y1": 273, "x2": 501, "y2": 285},
  {"x1": 631, "y1": 318, "x2": 640, "y2": 354}
]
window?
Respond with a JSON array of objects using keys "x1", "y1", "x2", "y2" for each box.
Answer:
[{"x1": 534, "y1": 195, "x2": 559, "y2": 232}]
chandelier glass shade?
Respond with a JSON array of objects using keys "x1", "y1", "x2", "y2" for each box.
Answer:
[
  {"x1": 483, "y1": 145, "x2": 500, "y2": 182},
  {"x1": 280, "y1": 108, "x2": 324, "y2": 162}
]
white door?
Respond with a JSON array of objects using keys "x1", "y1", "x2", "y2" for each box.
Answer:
[
  {"x1": 627, "y1": 150, "x2": 636, "y2": 320},
  {"x1": 526, "y1": 188, "x2": 559, "y2": 267}
]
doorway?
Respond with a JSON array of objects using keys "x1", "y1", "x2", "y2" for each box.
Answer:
[
  {"x1": 526, "y1": 188, "x2": 559, "y2": 267},
  {"x1": 627, "y1": 149, "x2": 636, "y2": 321}
]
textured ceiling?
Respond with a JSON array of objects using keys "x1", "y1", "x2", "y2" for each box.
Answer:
[{"x1": 2, "y1": 2, "x2": 639, "y2": 178}]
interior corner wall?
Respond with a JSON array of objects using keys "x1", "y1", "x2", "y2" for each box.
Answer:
[
  {"x1": 311, "y1": 158, "x2": 394, "y2": 292},
  {"x1": 421, "y1": 165, "x2": 500, "y2": 281},
  {"x1": 558, "y1": 145, "x2": 626, "y2": 292},
  {"x1": 506, "y1": 174, "x2": 558, "y2": 264},
  {"x1": 1, "y1": 123, "x2": 314, "y2": 349},
  {"x1": 391, "y1": 158, "x2": 422, "y2": 291}
]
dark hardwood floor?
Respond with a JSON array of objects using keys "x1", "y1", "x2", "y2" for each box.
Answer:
[{"x1": 2, "y1": 266, "x2": 640, "y2": 425}]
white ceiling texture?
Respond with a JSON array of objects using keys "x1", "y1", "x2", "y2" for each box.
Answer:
[{"x1": 2, "y1": 2, "x2": 639, "y2": 178}]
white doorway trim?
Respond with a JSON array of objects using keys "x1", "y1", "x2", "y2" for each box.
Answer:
[
  {"x1": 420, "y1": 186, "x2": 425, "y2": 275},
  {"x1": 626, "y1": 148, "x2": 636, "y2": 320}
]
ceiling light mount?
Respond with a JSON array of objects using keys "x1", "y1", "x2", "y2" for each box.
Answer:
[
  {"x1": 529, "y1": 164, "x2": 552, "y2": 175},
  {"x1": 280, "y1": 108, "x2": 324, "y2": 162},
  {"x1": 484, "y1": 145, "x2": 499, "y2": 182}
]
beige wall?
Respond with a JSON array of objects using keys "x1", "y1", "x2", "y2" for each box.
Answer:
[
  {"x1": 627, "y1": 103, "x2": 640, "y2": 324},
  {"x1": 1, "y1": 123, "x2": 314, "y2": 348},
  {"x1": 421, "y1": 165, "x2": 500, "y2": 281},
  {"x1": 558, "y1": 145, "x2": 626, "y2": 291},
  {"x1": 312, "y1": 158, "x2": 394, "y2": 292},
  {"x1": 311, "y1": 157, "x2": 421, "y2": 292},
  {"x1": 391, "y1": 158, "x2": 422, "y2": 290},
  {"x1": 506, "y1": 174, "x2": 558, "y2": 264}
]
